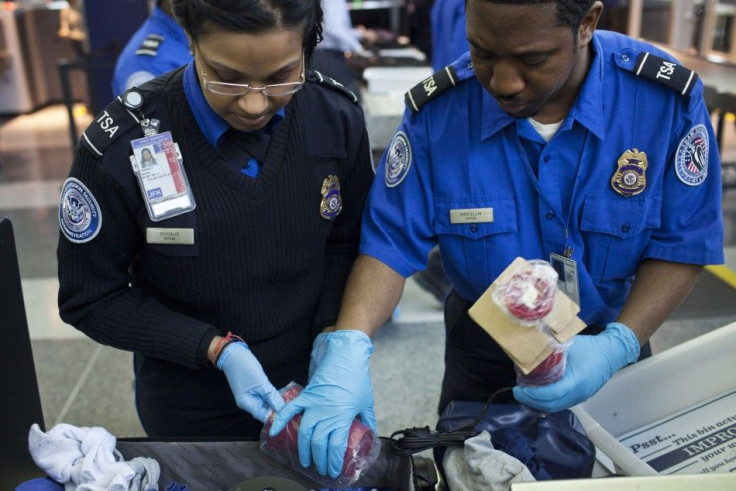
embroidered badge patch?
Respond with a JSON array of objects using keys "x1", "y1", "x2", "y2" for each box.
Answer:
[
  {"x1": 675, "y1": 124, "x2": 708, "y2": 186},
  {"x1": 59, "y1": 178, "x2": 102, "y2": 243},
  {"x1": 385, "y1": 131, "x2": 412, "y2": 188}
]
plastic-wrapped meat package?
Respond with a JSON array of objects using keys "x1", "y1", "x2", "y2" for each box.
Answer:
[
  {"x1": 492, "y1": 259, "x2": 570, "y2": 386},
  {"x1": 260, "y1": 382, "x2": 380, "y2": 487},
  {"x1": 493, "y1": 259, "x2": 558, "y2": 324},
  {"x1": 514, "y1": 343, "x2": 569, "y2": 386}
]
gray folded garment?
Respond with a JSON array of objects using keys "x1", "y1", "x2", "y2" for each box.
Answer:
[
  {"x1": 27, "y1": 423, "x2": 160, "y2": 491},
  {"x1": 443, "y1": 430, "x2": 536, "y2": 491}
]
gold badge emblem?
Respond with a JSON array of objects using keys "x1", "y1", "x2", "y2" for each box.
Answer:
[
  {"x1": 611, "y1": 149, "x2": 648, "y2": 197},
  {"x1": 320, "y1": 175, "x2": 342, "y2": 221}
]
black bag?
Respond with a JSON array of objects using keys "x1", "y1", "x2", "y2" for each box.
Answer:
[{"x1": 435, "y1": 400, "x2": 595, "y2": 481}]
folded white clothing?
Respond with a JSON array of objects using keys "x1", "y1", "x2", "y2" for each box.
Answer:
[{"x1": 28, "y1": 423, "x2": 160, "y2": 491}]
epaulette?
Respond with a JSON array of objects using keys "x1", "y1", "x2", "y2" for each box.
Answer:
[
  {"x1": 310, "y1": 70, "x2": 359, "y2": 104},
  {"x1": 81, "y1": 88, "x2": 153, "y2": 159},
  {"x1": 633, "y1": 51, "x2": 699, "y2": 97},
  {"x1": 405, "y1": 65, "x2": 459, "y2": 114},
  {"x1": 135, "y1": 34, "x2": 164, "y2": 57}
]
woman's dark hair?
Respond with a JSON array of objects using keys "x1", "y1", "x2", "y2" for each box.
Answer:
[
  {"x1": 169, "y1": 0, "x2": 324, "y2": 58},
  {"x1": 469, "y1": 0, "x2": 596, "y2": 32}
]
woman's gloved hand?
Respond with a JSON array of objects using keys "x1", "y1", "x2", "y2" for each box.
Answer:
[
  {"x1": 513, "y1": 322, "x2": 641, "y2": 413},
  {"x1": 216, "y1": 341, "x2": 285, "y2": 423},
  {"x1": 269, "y1": 330, "x2": 377, "y2": 478}
]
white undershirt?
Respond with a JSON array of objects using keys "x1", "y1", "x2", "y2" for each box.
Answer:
[{"x1": 527, "y1": 117, "x2": 564, "y2": 143}]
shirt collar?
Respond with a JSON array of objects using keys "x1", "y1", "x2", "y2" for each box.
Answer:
[
  {"x1": 567, "y1": 33, "x2": 605, "y2": 140},
  {"x1": 183, "y1": 61, "x2": 285, "y2": 149},
  {"x1": 481, "y1": 33, "x2": 606, "y2": 141}
]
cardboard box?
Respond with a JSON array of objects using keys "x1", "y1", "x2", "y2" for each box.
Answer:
[{"x1": 468, "y1": 257, "x2": 586, "y2": 374}]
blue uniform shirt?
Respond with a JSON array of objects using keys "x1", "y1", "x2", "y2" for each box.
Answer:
[
  {"x1": 112, "y1": 5, "x2": 191, "y2": 97},
  {"x1": 361, "y1": 31, "x2": 724, "y2": 328}
]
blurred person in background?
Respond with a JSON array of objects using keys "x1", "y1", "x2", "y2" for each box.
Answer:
[{"x1": 112, "y1": 0, "x2": 191, "y2": 96}]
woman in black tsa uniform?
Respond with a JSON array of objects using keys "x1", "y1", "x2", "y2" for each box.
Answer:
[{"x1": 57, "y1": 0, "x2": 373, "y2": 440}]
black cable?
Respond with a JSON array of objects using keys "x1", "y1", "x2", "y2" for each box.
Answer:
[{"x1": 389, "y1": 387, "x2": 513, "y2": 455}]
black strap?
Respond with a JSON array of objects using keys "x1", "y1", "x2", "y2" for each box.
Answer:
[
  {"x1": 310, "y1": 70, "x2": 359, "y2": 104},
  {"x1": 405, "y1": 65, "x2": 458, "y2": 114},
  {"x1": 634, "y1": 52, "x2": 699, "y2": 96},
  {"x1": 81, "y1": 98, "x2": 142, "y2": 158}
]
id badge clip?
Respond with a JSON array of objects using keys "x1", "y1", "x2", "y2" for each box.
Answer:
[
  {"x1": 550, "y1": 252, "x2": 580, "y2": 306},
  {"x1": 129, "y1": 131, "x2": 196, "y2": 222}
]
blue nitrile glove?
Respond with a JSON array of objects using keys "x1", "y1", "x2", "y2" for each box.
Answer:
[
  {"x1": 513, "y1": 322, "x2": 641, "y2": 413},
  {"x1": 308, "y1": 332, "x2": 329, "y2": 379},
  {"x1": 217, "y1": 341, "x2": 285, "y2": 423},
  {"x1": 269, "y1": 330, "x2": 377, "y2": 478}
]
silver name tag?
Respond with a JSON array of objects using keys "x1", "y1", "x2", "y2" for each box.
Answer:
[
  {"x1": 449, "y1": 208, "x2": 494, "y2": 224},
  {"x1": 146, "y1": 227, "x2": 195, "y2": 245}
]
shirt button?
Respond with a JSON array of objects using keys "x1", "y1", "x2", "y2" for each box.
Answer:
[
  {"x1": 621, "y1": 223, "x2": 631, "y2": 233},
  {"x1": 470, "y1": 224, "x2": 478, "y2": 233},
  {"x1": 545, "y1": 211, "x2": 555, "y2": 220},
  {"x1": 621, "y1": 54, "x2": 630, "y2": 62},
  {"x1": 543, "y1": 155, "x2": 551, "y2": 163}
]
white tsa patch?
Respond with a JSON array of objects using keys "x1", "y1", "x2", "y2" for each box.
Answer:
[
  {"x1": 675, "y1": 124, "x2": 708, "y2": 186},
  {"x1": 59, "y1": 178, "x2": 102, "y2": 243},
  {"x1": 385, "y1": 131, "x2": 412, "y2": 188}
]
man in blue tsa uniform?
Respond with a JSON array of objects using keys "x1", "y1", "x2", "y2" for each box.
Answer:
[
  {"x1": 272, "y1": 0, "x2": 724, "y2": 456},
  {"x1": 112, "y1": 0, "x2": 191, "y2": 97}
]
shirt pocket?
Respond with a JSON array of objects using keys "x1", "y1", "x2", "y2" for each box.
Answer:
[
  {"x1": 581, "y1": 193, "x2": 662, "y2": 280},
  {"x1": 435, "y1": 196, "x2": 518, "y2": 290}
]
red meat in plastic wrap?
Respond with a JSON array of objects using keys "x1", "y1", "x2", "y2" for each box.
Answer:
[
  {"x1": 503, "y1": 268, "x2": 557, "y2": 322},
  {"x1": 516, "y1": 347, "x2": 567, "y2": 386},
  {"x1": 261, "y1": 384, "x2": 376, "y2": 482}
]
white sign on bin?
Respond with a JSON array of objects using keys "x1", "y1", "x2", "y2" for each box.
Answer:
[
  {"x1": 575, "y1": 322, "x2": 736, "y2": 478},
  {"x1": 617, "y1": 389, "x2": 736, "y2": 475}
]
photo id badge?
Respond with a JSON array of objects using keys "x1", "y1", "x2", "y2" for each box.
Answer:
[
  {"x1": 130, "y1": 131, "x2": 196, "y2": 221},
  {"x1": 550, "y1": 252, "x2": 580, "y2": 306}
]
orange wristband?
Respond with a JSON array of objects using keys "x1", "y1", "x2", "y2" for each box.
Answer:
[{"x1": 212, "y1": 331, "x2": 245, "y2": 366}]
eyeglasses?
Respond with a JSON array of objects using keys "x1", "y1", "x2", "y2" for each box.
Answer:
[{"x1": 199, "y1": 54, "x2": 305, "y2": 97}]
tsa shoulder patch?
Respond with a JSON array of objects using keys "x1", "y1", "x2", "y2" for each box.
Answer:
[
  {"x1": 59, "y1": 178, "x2": 102, "y2": 243},
  {"x1": 634, "y1": 52, "x2": 699, "y2": 96},
  {"x1": 405, "y1": 65, "x2": 458, "y2": 114},
  {"x1": 81, "y1": 93, "x2": 144, "y2": 159},
  {"x1": 135, "y1": 34, "x2": 164, "y2": 57},
  {"x1": 310, "y1": 70, "x2": 358, "y2": 104},
  {"x1": 385, "y1": 131, "x2": 412, "y2": 187},
  {"x1": 675, "y1": 124, "x2": 709, "y2": 186}
]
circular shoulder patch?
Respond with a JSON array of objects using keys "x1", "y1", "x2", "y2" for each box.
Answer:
[
  {"x1": 59, "y1": 178, "x2": 102, "y2": 243},
  {"x1": 385, "y1": 131, "x2": 412, "y2": 188},
  {"x1": 675, "y1": 124, "x2": 708, "y2": 186}
]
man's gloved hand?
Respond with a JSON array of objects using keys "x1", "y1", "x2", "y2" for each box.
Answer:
[
  {"x1": 217, "y1": 341, "x2": 285, "y2": 423},
  {"x1": 269, "y1": 330, "x2": 376, "y2": 478},
  {"x1": 513, "y1": 322, "x2": 641, "y2": 413}
]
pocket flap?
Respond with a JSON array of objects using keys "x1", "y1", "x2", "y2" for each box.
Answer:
[{"x1": 581, "y1": 193, "x2": 662, "y2": 238}]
